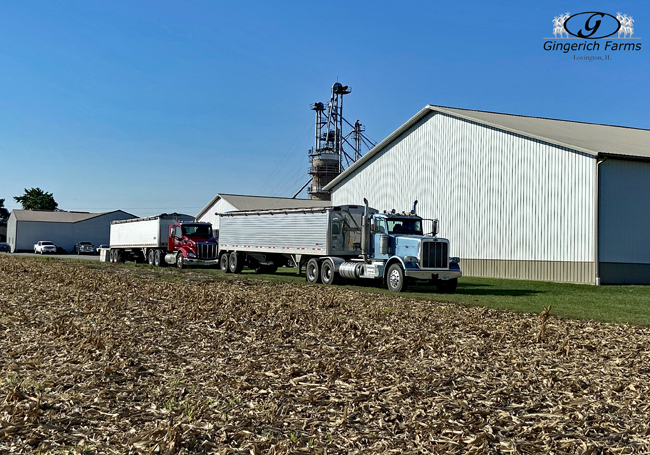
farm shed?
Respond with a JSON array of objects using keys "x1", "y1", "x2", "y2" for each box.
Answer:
[
  {"x1": 196, "y1": 194, "x2": 329, "y2": 230},
  {"x1": 325, "y1": 105, "x2": 650, "y2": 285},
  {"x1": 6, "y1": 210, "x2": 136, "y2": 253}
]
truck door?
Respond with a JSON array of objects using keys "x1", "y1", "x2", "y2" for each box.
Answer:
[
  {"x1": 372, "y1": 219, "x2": 390, "y2": 260},
  {"x1": 171, "y1": 225, "x2": 182, "y2": 252}
]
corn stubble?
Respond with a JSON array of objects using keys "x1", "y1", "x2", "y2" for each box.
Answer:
[{"x1": 1, "y1": 255, "x2": 650, "y2": 454}]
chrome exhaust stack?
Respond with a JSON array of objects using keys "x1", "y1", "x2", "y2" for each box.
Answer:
[{"x1": 362, "y1": 198, "x2": 369, "y2": 263}]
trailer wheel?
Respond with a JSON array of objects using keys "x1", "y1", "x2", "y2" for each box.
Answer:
[
  {"x1": 320, "y1": 259, "x2": 337, "y2": 285},
  {"x1": 305, "y1": 258, "x2": 321, "y2": 284},
  {"x1": 115, "y1": 249, "x2": 124, "y2": 263},
  {"x1": 154, "y1": 249, "x2": 164, "y2": 267},
  {"x1": 386, "y1": 263, "x2": 408, "y2": 293},
  {"x1": 229, "y1": 252, "x2": 244, "y2": 273},
  {"x1": 220, "y1": 252, "x2": 231, "y2": 273},
  {"x1": 437, "y1": 278, "x2": 458, "y2": 293},
  {"x1": 109, "y1": 249, "x2": 115, "y2": 263},
  {"x1": 147, "y1": 250, "x2": 155, "y2": 266},
  {"x1": 176, "y1": 252, "x2": 185, "y2": 269}
]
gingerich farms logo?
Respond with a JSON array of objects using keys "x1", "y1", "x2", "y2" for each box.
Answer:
[{"x1": 544, "y1": 11, "x2": 641, "y2": 60}]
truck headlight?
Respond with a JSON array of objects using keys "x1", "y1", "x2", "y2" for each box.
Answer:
[
  {"x1": 450, "y1": 257, "x2": 460, "y2": 265},
  {"x1": 187, "y1": 252, "x2": 196, "y2": 258},
  {"x1": 404, "y1": 256, "x2": 419, "y2": 263}
]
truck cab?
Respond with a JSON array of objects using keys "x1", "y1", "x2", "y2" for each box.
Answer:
[
  {"x1": 168, "y1": 222, "x2": 219, "y2": 268},
  {"x1": 363, "y1": 210, "x2": 462, "y2": 292}
]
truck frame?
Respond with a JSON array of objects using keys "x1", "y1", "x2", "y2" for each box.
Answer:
[
  {"x1": 217, "y1": 200, "x2": 461, "y2": 293},
  {"x1": 109, "y1": 214, "x2": 219, "y2": 268}
]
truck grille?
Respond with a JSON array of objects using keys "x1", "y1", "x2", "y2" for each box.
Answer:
[
  {"x1": 196, "y1": 243, "x2": 218, "y2": 260},
  {"x1": 421, "y1": 241, "x2": 448, "y2": 269}
]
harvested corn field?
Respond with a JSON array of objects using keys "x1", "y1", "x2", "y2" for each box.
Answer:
[{"x1": 1, "y1": 255, "x2": 650, "y2": 454}]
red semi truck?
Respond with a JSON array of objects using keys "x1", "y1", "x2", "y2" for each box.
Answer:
[{"x1": 109, "y1": 214, "x2": 219, "y2": 268}]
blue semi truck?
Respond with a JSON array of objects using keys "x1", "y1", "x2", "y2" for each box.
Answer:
[{"x1": 217, "y1": 199, "x2": 461, "y2": 293}]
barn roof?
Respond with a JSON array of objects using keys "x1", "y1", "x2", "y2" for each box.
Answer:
[
  {"x1": 11, "y1": 210, "x2": 135, "y2": 223},
  {"x1": 196, "y1": 194, "x2": 330, "y2": 219},
  {"x1": 325, "y1": 105, "x2": 650, "y2": 191}
]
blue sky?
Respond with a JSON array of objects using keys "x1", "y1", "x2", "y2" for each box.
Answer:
[{"x1": 1, "y1": 1, "x2": 648, "y2": 217}]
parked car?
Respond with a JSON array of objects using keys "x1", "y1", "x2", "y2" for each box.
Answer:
[
  {"x1": 34, "y1": 241, "x2": 57, "y2": 254},
  {"x1": 0, "y1": 242, "x2": 10, "y2": 253},
  {"x1": 75, "y1": 241, "x2": 95, "y2": 255},
  {"x1": 96, "y1": 244, "x2": 109, "y2": 254}
]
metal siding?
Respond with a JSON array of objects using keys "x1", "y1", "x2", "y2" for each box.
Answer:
[
  {"x1": 12, "y1": 212, "x2": 135, "y2": 252},
  {"x1": 197, "y1": 199, "x2": 239, "y2": 230},
  {"x1": 331, "y1": 112, "x2": 596, "y2": 280},
  {"x1": 219, "y1": 211, "x2": 330, "y2": 255},
  {"x1": 599, "y1": 159, "x2": 650, "y2": 264},
  {"x1": 110, "y1": 218, "x2": 170, "y2": 248}
]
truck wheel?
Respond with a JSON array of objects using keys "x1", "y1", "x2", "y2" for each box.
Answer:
[
  {"x1": 154, "y1": 250, "x2": 165, "y2": 267},
  {"x1": 320, "y1": 259, "x2": 337, "y2": 285},
  {"x1": 147, "y1": 250, "x2": 155, "y2": 266},
  {"x1": 176, "y1": 252, "x2": 185, "y2": 269},
  {"x1": 386, "y1": 263, "x2": 408, "y2": 293},
  {"x1": 229, "y1": 252, "x2": 244, "y2": 273},
  {"x1": 305, "y1": 258, "x2": 321, "y2": 284},
  {"x1": 437, "y1": 278, "x2": 458, "y2": 293},
  {"x1": 220, "y1": 252, "x2": 231, "y2": 273}
]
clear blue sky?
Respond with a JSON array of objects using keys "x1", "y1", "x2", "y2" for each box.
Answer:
[{"x1": 1, "y1": 1, "x2": 648, "y2": 217}]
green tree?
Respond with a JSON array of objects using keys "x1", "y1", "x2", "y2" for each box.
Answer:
[
  {"x1": 0, "y1": 198, "x2": 9, "y2": 225},
  {"x1": 14, "y1": 188, "x2": 59, "y2": 211}
]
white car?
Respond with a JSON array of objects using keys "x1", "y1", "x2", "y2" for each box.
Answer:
[{"x1": 34, "y1": 241, "x2": 57, "y2": 254}]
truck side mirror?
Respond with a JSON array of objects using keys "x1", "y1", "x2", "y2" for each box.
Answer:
[
  {"x1": 370, "y1": 224, "x2": 376, "y2": 235},
  {"x1": 432, "y1": 220, "x2": 438, "y2": 237}
]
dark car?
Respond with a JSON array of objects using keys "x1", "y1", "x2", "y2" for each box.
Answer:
[
  {"x1": 0, "y1": 242, "x2": 10, "y2": 253},
  {"x1": 74, "y1": 241, "x2": 95, "y2": 255}
]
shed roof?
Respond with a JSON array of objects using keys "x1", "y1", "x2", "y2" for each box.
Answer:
[
  {"x1": 196, "y1": 194, "x2": 330, "y2": 219},
  {"x1": 12, "y1": 210, "x2": 135, "y2": 223},
  {"x1": 325, "y1": 105, "x2": 650, "y2": 191}
]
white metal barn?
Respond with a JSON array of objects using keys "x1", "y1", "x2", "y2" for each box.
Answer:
[
  {"x1": 325, "y1": 105, "x2": 650, "y2": 285},
  {"x1": 6, "y1": 210, "x2": 136, "y2": 253},
  {"x1": 196, "y1": 194, "x2": 330, "y2": 230}
]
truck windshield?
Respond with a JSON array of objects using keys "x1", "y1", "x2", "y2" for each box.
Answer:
[
  {"x1": 182, "y1": 224, "x2": 213, "y2": 236},
  {"x1": 387, "y1": 219, "x2": 422, "y2": 235}
]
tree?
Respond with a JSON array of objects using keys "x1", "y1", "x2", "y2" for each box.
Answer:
[
  {"x1": 0, "y1": 199, "x2": 9, "y2": 225},
  {"x1": 14, "y1": 188, "x2": 59, "y2": 211}
]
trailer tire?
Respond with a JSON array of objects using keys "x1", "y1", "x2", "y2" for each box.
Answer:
[
  {"x1": 176, "y1": 252, "x2": 185, "y2": 269},
  {"x1": 154, "y1": 249, "x2": 164, "y2": 267},
  {"x1": 437, "y1": 278, "x2": 458, "y2": 293},
  {"x1": 115, "y1": 249, "x2": 124, "y2": 263},
  {"x1": 386, "y1": 263, "x2": 408, "y2": 293},
  {"x1": 147, "y1": 250, "x2": 155, "y2": 266},
  {"x1": 321, "y1": 259, "x2": 337, "y2": 285},
  {"x1": 109, "y1": 249, "x2": 115, "y2": 263},
  {"x1": 229, "y1": 252, "x2": 244, "y2": 273},
  {"x1": 220, "y1": 252, "x2": 231, "y2": 273},
  {"x1": 305, "y1": 258, "x2": 321, "y2": 284}
]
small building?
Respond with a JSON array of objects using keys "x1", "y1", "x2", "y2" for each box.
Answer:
[
  {"x1": 325, "y1": 105, "x2": 650, "y2": 285},
  {"x1": 196, "y1": 194, "x2": 330, "y2": 230},
  {"x1": 6, "y1": 210, "x2": 136, "y2": 253}
]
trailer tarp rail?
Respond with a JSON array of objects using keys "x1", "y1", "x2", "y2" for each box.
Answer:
[{"x1": 217, "y1": 206, "x2": 335, "y2": 217}]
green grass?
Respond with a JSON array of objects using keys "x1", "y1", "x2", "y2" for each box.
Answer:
[{"x1": 195, "y1": 267, "x2": 650, "y2": 326}]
